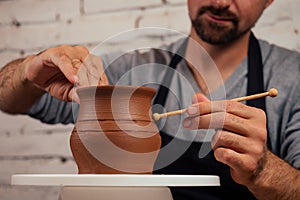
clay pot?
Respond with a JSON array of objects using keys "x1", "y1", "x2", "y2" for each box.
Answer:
[{"x1": 70, "y1": 85, "x2": 161, "y2": 174}]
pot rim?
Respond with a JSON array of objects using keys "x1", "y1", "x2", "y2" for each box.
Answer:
[{"x1": 76, "y1": 85, "x2": 156, "y2": 95}]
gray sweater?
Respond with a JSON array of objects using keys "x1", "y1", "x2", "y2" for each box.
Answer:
[{"x1": 28, "y1": 38, "x2": 300, "y2": 169}]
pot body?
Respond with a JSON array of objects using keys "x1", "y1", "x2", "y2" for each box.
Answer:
[{"x1": 70, "y1": 86, "x2": 161, "y2": 174}]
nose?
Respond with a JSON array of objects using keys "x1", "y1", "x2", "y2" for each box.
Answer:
[{"x1": 211, "y1": 0, "x2": 232, "y2": 8}]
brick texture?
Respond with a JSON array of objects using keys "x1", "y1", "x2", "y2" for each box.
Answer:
[
  {"x1": 83, "y1": 0, "x2": 162, "y2": 14},
  {"x1": 0, "y1": 0, "x2": 80, "y2": 25}
]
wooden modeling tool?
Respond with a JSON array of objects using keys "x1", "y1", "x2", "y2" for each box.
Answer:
[{"x1": 152, "y1": 88, "x2": 278, "y2": 121}]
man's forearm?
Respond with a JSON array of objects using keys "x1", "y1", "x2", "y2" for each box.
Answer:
[
  {"x1": 0, "y1": 57, "x2": 45, "y2": 114},
  {"x1": 249, "y1": 150, "x2": 300, "y2": 200}
]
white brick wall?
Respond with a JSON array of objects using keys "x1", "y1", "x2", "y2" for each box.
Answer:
[
  {"x1": 0, "y1": 0, "x2": 80, "y2": 24},
  {"x1": 254, "y1": 0, "x2": 300, "y2": 52},
  {"x1": 84, "y1": 0, "x2": 162, "y2": 14},
  {"x1": 0, "y1": 0, "x2": 300, "y2": 199}
]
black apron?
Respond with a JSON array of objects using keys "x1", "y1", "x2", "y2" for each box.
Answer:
[{"x1": 153, "y1": 32, "x2": 269, "y2": 200}]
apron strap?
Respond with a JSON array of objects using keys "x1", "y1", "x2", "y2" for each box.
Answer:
[
  {"x1": 247, "y1": 32, "x2": 271, "y2": 149},
  {"x1": 247, "y1": 32, "x2": 266, "y2": 109}
]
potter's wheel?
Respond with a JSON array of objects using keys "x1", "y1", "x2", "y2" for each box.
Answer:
[{"x1": 12, "y1": 174, "x2": 220, "y2": 187}]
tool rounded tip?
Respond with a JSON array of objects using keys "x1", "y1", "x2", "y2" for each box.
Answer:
[
  {"x1": 152, "y1": 113, "x2": 161, "y2": 121},
  {"x1": 268, "y1": 88, "x2": 278, "y2": 97}
]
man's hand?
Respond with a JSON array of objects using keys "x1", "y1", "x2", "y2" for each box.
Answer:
[
  {"x1": 0, "y1": 45, "x2": 108, "y2": 113},
  {"x1": 23, "y1": 45, "x2": 108, "y2": 102},
  {"x1": 183, "y1": 93, "x2": 267, "y2": 186},
  {"x1": 183, "y1": 93, "x2": 300, "y2": 199}
]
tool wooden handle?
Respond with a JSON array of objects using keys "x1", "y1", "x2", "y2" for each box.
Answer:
[
  {"x1": 231, "y1": 88, "x2": 278, "y2": 102},
  {"x1": 152, "y1": 88, "x2": 278, "y2": 121}
]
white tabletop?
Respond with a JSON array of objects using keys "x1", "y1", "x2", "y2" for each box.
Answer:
[{"x1": 12, "y1": 174, "x2": 220, "y2": 187}]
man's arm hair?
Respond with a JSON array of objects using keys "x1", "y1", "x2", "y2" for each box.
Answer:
[
  {"x1": 0, "y1": 57, "x2": 44, "y2": 114},
  {"x1": 249, "y1": 150, "x2": 300, "y2": 200}
]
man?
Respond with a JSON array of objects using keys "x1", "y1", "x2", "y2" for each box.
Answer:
[{"x1": 0, "y1": 0, "x2": 300, "y2": 199}]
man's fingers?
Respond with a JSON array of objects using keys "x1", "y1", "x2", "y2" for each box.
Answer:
[
  {"x1": 71, "y1": 59, "x2": 82, "y2": 70},
  {"x1": 76, "y1": 54, "x2": 108, "y2": 86},
  {"x1": 50, "y1": 54, "x2": 77, "y2": 83},
  {"x1": 186, "y1": 100, "x2": 266, "y2": 120},
  {"x1": 38, "y1": 46, "x2": 89, "y2": 84},
  {"x1": 214, "y1": 147, "x2": 259, "y2": 179},
  {"x1": 183, "y1": 112, "x2": 238, "y2": 133},
  {"x1": 211, "y1": 130, "x2": 265, "y2": 154},
  {"x1": 73, "y1": 45, "x2": 90, "y2": 60},
  {"x1": 183, "y1": 111, "x2": 267, "y2": 140},
  {"x1": 68, "y1": 87, "x2": 80, "y2": 103}
]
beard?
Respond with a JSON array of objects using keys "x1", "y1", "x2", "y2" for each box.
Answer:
[{"x1": 191, "y1": 6, "x2": 249, "y2": 45}]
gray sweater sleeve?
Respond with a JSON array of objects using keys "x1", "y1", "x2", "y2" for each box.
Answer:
[
  {"x1": 280, "y1": 84, "x2": 300, "y2": 169},
  {"x1": 262, "y1": 43, "x2": 300, "y2": 169},
  {"x1": 27, "y1": 93, "x2": 78, "y2": 124}
]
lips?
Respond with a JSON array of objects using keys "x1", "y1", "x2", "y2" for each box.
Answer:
[
  {"x1": 196, "y1": 6, "x2": 238, "y2": 26},
  {"x1": 203, "y1": 12, "x2": 235, "y2": 25}
]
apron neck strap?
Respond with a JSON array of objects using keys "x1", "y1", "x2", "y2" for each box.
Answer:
[{"x1": 247, "y1": 32, "x2": 265, "y2": 108}]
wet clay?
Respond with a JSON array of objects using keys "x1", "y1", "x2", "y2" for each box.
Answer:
[{"x1": 70, "y1": 85, "x2": 161, "y2": 174}]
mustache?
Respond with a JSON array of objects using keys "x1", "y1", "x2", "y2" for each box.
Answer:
[{"x1": 197, "y1": 6, "x2": 238, "y2": 23}]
